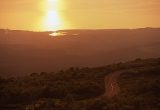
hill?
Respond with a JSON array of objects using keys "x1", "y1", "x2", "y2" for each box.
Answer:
[
  {"x1": 0, "y1": 58, "x2": 160, "y2": 110},
  {"x1": 0, "y1": 28, "x2": 160, "y2": 76}
]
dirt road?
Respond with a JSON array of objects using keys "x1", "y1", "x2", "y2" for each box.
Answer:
[{"x1": 104, "y1": 71, "x2": 125, "y2": 98}]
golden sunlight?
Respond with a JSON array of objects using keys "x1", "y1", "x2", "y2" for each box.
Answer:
[
  {"x1": 44, "y1": 11, "x2": 61, "y2": 31},
  {"x1": 48, "y1": 0, "x2": 55, "y2": 1},
  {"x1": 42, "y1": 0, "x2": 62, "y2": 31},
  {"x1": 49, "y1": 31, "x2": 67, "y2": 36}
]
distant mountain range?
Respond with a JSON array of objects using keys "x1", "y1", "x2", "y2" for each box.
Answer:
[{"x1": 0, "y1": 28, "x2": 160, "y2": 77}]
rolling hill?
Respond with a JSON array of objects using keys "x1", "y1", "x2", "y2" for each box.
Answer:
[
  {"x1": 0, "y1": 28, "x2": 160, "y2": 76},
  {"x1": 0, "y1": 58, "x2": 159, "y2": 110}
]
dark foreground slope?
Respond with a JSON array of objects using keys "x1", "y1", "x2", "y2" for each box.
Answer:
[
  {"x1": 0, "y1": 28, "x2": 160, "y2": 76},
  {"x1": 0, "y1": 58, "x2": 160, "y2": 110}
]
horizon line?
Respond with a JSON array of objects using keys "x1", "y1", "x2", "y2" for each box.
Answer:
[{"x1": 1, "y1": 27, "x2": 160, "y2": 32}]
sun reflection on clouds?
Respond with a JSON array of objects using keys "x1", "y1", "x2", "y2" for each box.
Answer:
[{"x1": 49, "y1": 31, "x2": 67, "y2": 37}]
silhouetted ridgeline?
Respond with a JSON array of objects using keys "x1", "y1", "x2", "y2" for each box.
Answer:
[
  {"x1": 0, "y1": 58, "x2": 160, "y2": 110},
  {"x1": 0, "y1": 28, "x2": 160, "y2": 76}
]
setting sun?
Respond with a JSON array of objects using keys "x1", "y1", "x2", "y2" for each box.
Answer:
[
  {"x1": 48, "y1": 0, "x2": 54, "y2": 1},
  {"x1": 0, "y1": 0, "x2": 160, "y2": 109},
  {"x1": 43, "y1": 11, "x2": 61, "y2": 31},
  {"x1": 0, "y1": 0, "x2": 160, "y2": 31},
  {"x1": 42, "y1": 0, "x2": 62, "y2": 31}
]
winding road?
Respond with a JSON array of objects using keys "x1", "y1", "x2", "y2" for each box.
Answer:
[{"x1": 104, "y1": 71, "x2": 125, "y2": 98}]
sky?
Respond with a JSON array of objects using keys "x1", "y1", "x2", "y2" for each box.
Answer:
[{"x1": 0, "y1": 0, "x2": 160, "y2": 31}]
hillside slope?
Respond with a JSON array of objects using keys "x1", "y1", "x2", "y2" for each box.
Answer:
[{"x1": 0, "y1": 58, "x2": 160, "y2": 110}]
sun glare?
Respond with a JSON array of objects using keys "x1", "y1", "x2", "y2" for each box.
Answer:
[
  {"x1": 48, "y1": 0, "x2": 57, "y2": 2},
  {"x1": 42, "y1": 0, "x2": 62, "y2": 31},
  {"x1": 44, "y1": 11, "x2": 60, "y2": 31},
  {"x1": 49, "y1": 31, "x2": 67, "y2": 37}
]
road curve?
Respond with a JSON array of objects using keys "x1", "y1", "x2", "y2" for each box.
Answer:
[{"x1": 104, "y1": 71, "x2": 125, "y2": 98}]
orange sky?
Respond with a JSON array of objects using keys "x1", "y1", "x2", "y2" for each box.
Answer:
[{"x1": 0, "y1": 0, "x2": 160, "y2": 31}]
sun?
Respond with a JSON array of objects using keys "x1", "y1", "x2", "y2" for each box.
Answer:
[
  {"x1": 44, "y1": 11, "x2": 61, "y2": 31},
  {"x1": 42, "y1": 0, "x2": 62, "y2": 31},
  {"x1": 47, "y1": 0, "x2": 57, "y2": 2}
]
